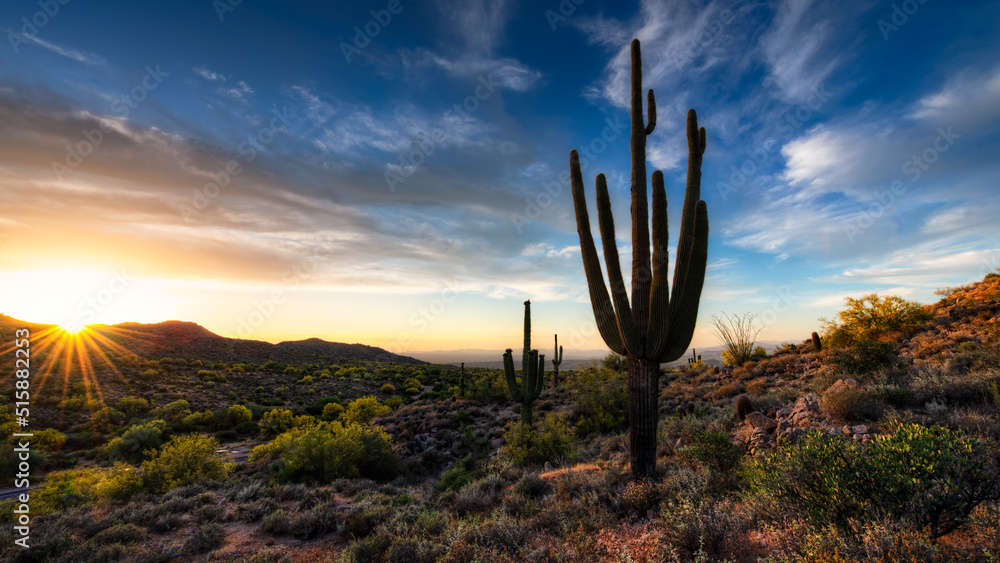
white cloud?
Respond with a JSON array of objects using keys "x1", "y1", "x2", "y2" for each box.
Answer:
[{"x1": 193, "y1": 66, "x2": 226, "y2": 82}]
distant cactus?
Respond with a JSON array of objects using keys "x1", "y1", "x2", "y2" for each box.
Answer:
[
  {"x1": 736, "y1": 394, "x2": 755, "y2": 421},
  {"x1": 551, "y1": 334, "x2": 563, "y2": 386},
  {"x1": 811, "y1": 331, "x2": 822, "y2": 352},
  {"x1": 687, "y1": 348, "x2": 703, "y2": 369},
  {"x1": 459, "y1": 362, "x2": 466, "y2": 397},
  {"x1": 503, "y1": 301, "x2": 545, "y2": 425}
]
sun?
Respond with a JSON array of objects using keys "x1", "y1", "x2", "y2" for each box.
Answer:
[{"x1": 59, "y1": 323, "x2": 88, "y2": 335}]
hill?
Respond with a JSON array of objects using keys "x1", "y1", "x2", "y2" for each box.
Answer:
[{"x1": 0, "y1": 316, "x2": 427, "y2": 365}]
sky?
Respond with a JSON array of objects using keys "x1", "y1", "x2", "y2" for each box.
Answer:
[{"x1": 1, "y1": 0, "x2": 998, "y2": 358}]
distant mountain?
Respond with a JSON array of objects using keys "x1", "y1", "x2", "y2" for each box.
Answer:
[{"x1": 0, "y1": 316, "x2": 427, "y2": 365}]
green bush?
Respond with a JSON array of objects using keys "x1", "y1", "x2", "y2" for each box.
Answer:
[
  {"x1": 380, "y1": 383, "x2": 395, "y2": 394},
  {"x1": 435, "y1": 466, "x2": 470, "y2": 492},
  {"x1": 741, "y1": 424, "x2": 1000, "y2": 538},
  {"x1": 322, "y1": 402, "x2": 345, "y2": 420},
  {"x1": 566, "y1": 361, "x2": 627, "y2": 436},
  {"x1": 821, "y1": 293, "x2": 933, "y2": 347},
  {"x1": 500, "y1": 413, "x2": 576, "y2": 466},
  {"x1": 140, "y1": 434, "x2": 233, "y2": 493},
  {"x1": 464, "y1": 370, "x2": 509, "y2": 402},
  {"x1": 259, "y1": 409, "x2": 296, "y2": 438},
  {"x1": 260, "y1": 509, "x2": 290, "y2": 535},
  {"x1": 821, "y1": 384, "x2": 885, "y2": 421},
  {"x1": 249, "y1": 421, "x2": 397, "y2": 483},
  {"x1": 342, "y1": 396, "x2": 390, "y2": 425},
  {"x1": 682, "y1": 430, "x2": 742, "y2": 474},
  {"x1": 114, "y1": 396, "x2": 150, "y2": 418},
  {"x1": 227, "y1": 404, "x2": 253, "y2": 425},
  {"x1": 829, "y1": 340, "x2": 899, "y2": 375},
  {"x1": 161, "y1": 399, "x2": 192, "y2": 423},
  {"x1": 104, "y1": 420, "x2": 166, "y2": 463},
  {"x1": 186, "y1": 523, "x2": 226, "y2": 554}
]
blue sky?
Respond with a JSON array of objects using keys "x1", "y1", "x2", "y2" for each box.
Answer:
[{"x1": 1, "y1": 0, "x2": 998, "y2": 356}]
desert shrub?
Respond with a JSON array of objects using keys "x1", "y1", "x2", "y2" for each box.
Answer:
[
  {"x1": 875, "y1": 385, "x2": 915, "y2": 408},
  {"x1": 260, "y1": 509, "x2": 290, "y2": 535},
  {"x1": 465, "y1": 370, "x2": 509, "y2": 402},
  {"x1": 186, "y1": 522, "x2": 226, "y2": 554},
  {"x1": 91, "y1": 522, "x2": 145, "y2": 545},
  {"x1": 259, "y1": 409, "x2": 296, "y2": 438},
  {"x1": 160, "y1": 399, "x2": 192, "y2": 423},
  {"x1": 342, "y1": 396, "x2": 390, "y2": 425},
  {"x1": 249, "y1": 421, "x2": 396, "y2": 483},
  {"x1": 514, "y1": 472, "x2": 549, "y2": 498},
  {"x1": 92, "y1": 406, "x2": 126, "y2": 428},
  {"x1": 660, "y1": 497, "x2": 757, "y2": 560},
  {"x1": 380, "y1": 383, "x2": 395, "y2": 394},
  {"x1": 30, "y1": 467, "x2": 105, "y2": 516},
  {"x1": 322, "y1": 402, "x2": 345, "y2": 420},
  {"x1": 114, "y1": 396, "x2": 150, "y2": 418},
  {"x1": 140, "y1": 434, "x2": 233, "y2": 493},
  {"x1": 227, "y1": 404, "x2": 253, "y2": 425},
  {"x1": 829, "y1": 340, "x2": 898, "y2": 375},
  {"x1": 298, "y1": 375, "x2": 314, "y2": 385},
  {"x1": 236, "y1": 498, "x2": 277, "y2": 522},
  {"x1": 182, "y1": 410, "x2": 215, "y2": 427},
  {"x1": 682, "y1": 430, "x2": 742, "y2": 474},
  {"x1": 435, "y1": 465, "x2": 470, "y2": 492},
  {"x1": 499, "y1": 413, "x2": 576, "y2": 466},
  {"x1": 620, "y1": 479, "x2": 661, "y2": 513},
  {"x1": 104, "y1": 420, "x2": 166, "y2": 463},
  {"x1": 91, "y1": 462, "x2": 144, "y2": 501},
  {"x1": 821, "y1": 293, "x2": 933, "y2": 347},
  {"x1": 197, "y1": 369, "x2": 228, "y2": 383},
  {"x1": 821, "y1": 384, "x2": 885, "y2": 421},
  {"x1": 741, "y1": 424, "x2": 1000, "y2": 538},
  {"x1": 290, "y1": 505, "x2": 339, "y2": 539},
  {"x1": 566, "y1": 361, "x2": 627, "y2": 436}
]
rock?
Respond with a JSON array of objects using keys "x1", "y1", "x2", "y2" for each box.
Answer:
[
  {"x1": 851, "y1": 424, "x2": 870, "y2": 435},
  {"x1": 543, "y1": 461, "x2": 554, "y2": 472},
  {"x1": 842, "y1": 425, "x2": 852, "y2": 436},
  {"x1": 745, "y1": 412, "x2": 778, "y2": 433},
  {"x1": 265, "y1": 538, "x2": 275, "y2": 546}
]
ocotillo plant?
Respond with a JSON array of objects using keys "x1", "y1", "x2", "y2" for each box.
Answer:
[
  {"x1": 551, "y1": 334, "x2": 563, "y2": 386},
  {"x1": 570, "y1": 39, "x2": 709, "y2": 478},
  {"x1": 503, "y1": 300, "x2": 545, "y2": 425}
]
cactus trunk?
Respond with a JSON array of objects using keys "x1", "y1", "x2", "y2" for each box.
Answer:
[
  {"x1": 628, "y1": 358, "x2": 660, "y2": 476},
  {"x1": 503, "y1": 301, "x2": 545, "y2": 425}
]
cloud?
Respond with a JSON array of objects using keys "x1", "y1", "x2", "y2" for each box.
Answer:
[
  {"x1": 193, "y1": 66, "x2": 225, "y2": 82},
  {"x1": 909, "y1": 65, "x2": 1000, "y2": 126},
  {"x1": 8, "y1": 33, "x2": 105, "y2": 65}
]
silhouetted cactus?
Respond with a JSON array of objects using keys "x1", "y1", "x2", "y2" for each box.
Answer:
[
  {"x1": 459, "y1": 362, "x2": 466, "y2": 397},
  {"x1": 736, "y1": 394, "x2": 755, "y2": 422},
  {"x1": 811, "y1": 331, "x2": 822, "y2": 352},
  {"x1": 570, "y1": 39, "x2": 709, "y2": 478},
  {"x1": 551, "y1": 334, "x2": 563, "y2": 386},
  {"x1": 687, "y1": 348, "x2": 702, "y2": 368},
  {"x1": 503, "y1": 300, "x2": 545, "y2": 425}
]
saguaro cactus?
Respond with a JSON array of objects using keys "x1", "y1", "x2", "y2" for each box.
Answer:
[
  {"x1": 551, "y1": 334, "x2": 563, "y2": 386},
  {"x1": 570, "y1": 39, "x2": 709, "y2": 478},
  {"x1": 811, "y1": 331, "x2": 822, "y2": 352},
  {"x1": 459, "y1": 362, "x2": 466, "y2": 397},
  {"x1": 503, "y1": 300, "x2": 545, "y2": 425}
]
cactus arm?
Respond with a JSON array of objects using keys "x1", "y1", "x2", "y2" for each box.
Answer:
[
  {"x1": 531, "y1": 352, "x2": 545, "y2": 399},
  {"x1": 671, "y1": 109, "x2": 707, "y2": 311},
  {"x1": 647, "y1": 169, "x2": 671, "y2": 359},
  {"x1": 645, "y1": 89, "x2": 656, "y2": 136},
  {"x1": 571, "y1": 151, "x2": 627, "y2": 355},
  {"x1": 503, "y1": 348, "x2": 523, "y2": 402},
  {"x1": 663, "y1": 200, "x2": 709, "y2": 361},
  {"x1": 596, "y1": 174, "x2": 641, "y2": 357},
  {"x1": 629, "y1": 39, "x2": 652, "y2": 349}
]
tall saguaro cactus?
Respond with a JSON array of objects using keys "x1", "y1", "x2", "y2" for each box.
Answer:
[
  {"x1": 551, "y1": 334, "x2": 563, "y2": 386},
  {"x1": 503, "y1": 300, "x2": 545, "y2": 425},
  {"x1": 570, "y1": 39, "x2": 709, "y2": 478}
]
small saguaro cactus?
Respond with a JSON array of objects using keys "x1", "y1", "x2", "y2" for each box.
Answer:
[
  {"x1": 459, "y1": 362, "x2": 466, "y2": 397},
  {"x1": 736, "y1": 394, "x2": 755, "y2": 422},
  {"x1": 687, "y1": 349, "x2": 702, "y2": 368},
  {"x1": 811, "y1": 331, "x2": 822, "y2": 352},
  {"x1": 503, "y1": 300, "x2": 545, "y2": 425},
  {"x1": 551, "y1": 334, "x2": 564, "y2": 386}
]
